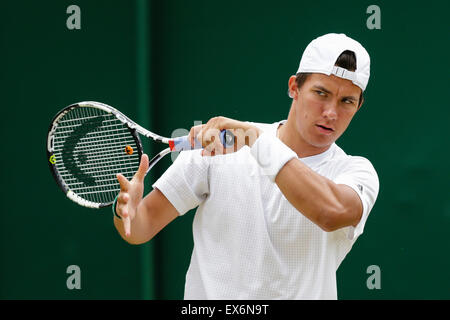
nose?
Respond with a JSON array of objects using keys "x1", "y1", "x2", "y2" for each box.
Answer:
[{"x1": 322, "y1": 102, "x2": 337, "y2": 121}]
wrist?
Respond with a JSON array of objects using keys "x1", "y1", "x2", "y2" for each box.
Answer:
[{"x1": 250, "y1": 132, "x2": 297, "y2": 182}]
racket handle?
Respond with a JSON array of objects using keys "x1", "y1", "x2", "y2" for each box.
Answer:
[{"x1": 169, "y1": 129, "x2": 234, "y2": 152}]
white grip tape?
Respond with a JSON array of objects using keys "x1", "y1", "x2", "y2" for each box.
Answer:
[{"x1": 250, "y1": 132, "x2": 297, "y2": 182}]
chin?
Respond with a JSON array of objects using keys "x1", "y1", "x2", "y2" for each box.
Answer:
[
  {"x1": 311, "y1": 131, "x2": 342, "y2": 148},
  {"x1": 308, "y1": 136, "x2": 336, "y2": 149},
  {"x1": 312, "y1": 141, "x2": 333, "y2": 149},
  {"x1": 298, "y1": 127, "x2": 338, "y2": 150}
]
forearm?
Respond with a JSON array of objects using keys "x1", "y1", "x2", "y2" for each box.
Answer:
[
  {"x1": 275, "y1": 159, "x2": 363, "y2": 231},
  {"x1": 249, "y1": 130, "x2": 361, "y2": 232},
  {"x1": 275, "y1": 158, "x2": 355, "y2": 232}
]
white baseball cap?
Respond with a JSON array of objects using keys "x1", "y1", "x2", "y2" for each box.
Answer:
[{"x1": 297, "y1": 33, "x2": 371, "y2": 91}]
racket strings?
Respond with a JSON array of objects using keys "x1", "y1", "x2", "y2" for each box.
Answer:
[{"x1": 52, "y1": 107, "x2": 140, "y2": 204}]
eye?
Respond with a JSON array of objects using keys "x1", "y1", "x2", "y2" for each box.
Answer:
[
  {"x1": 314, "y1": 90, "x2": 326, "y2": 96},
  {"x1": 343, "y1": 98, "x2": 354, "y2": 104}
]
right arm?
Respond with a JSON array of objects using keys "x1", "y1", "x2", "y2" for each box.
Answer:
[{"x1": 114, "y1": 154, "x2": 179, "y2": 245}]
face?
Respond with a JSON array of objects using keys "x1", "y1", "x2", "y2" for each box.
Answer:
[{"x1": 288, "y1": 73, "x2": 362, "y2": 152}]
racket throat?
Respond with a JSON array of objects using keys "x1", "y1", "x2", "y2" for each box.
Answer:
[
  {"x1": 146, "y1": 147, "x2": 172, "y2": 175},
  {"x1": 169, "y1": 140, "x2": 175, "y2": 151}
]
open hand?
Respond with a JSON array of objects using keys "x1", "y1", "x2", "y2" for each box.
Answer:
[{"x1": 115, "y1": 154, "x2": 149, "y2": 237}]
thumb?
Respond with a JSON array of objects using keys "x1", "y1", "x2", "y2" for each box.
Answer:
[{"x1": 134, "y1": 154, "x2": 149, "y2": 182}]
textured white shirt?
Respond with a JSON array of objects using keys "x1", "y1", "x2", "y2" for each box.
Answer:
[{"x1": 153, "y1": 121, "x2": 379, "y2": 300}]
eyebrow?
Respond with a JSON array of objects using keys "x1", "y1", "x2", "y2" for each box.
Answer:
[
  {"x1": 312, "y1": 85, "x2": 358, "y2": 101},
  {"x1": 312, "y1": 85, "x2": 332, "y2": 94},
  {"x1": 343, "y1": 96, "x2": 358, "y2": 101}
]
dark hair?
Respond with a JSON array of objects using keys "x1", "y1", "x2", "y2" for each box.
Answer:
[{"x1": 293, "y1": 50, "x2": 363, "y2": 107}]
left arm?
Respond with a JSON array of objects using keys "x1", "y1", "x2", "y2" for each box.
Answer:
[
  {"x1": 275, "y1": 158, "x2": 362, "y2": 232},
  {"x1": 189, "y1": 116, "x2": 363, "y2": 232}
]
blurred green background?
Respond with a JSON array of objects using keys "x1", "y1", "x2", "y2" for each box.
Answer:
[{"x1": 1, "y1": 0, "x2": 448, "y2": 299}]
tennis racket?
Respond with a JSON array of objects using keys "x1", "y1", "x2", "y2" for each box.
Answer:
[{"x1": 46, "y1": 101, "x2": 233, "y2": 209}]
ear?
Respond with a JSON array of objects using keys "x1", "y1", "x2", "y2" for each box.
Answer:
[
  {"x1": 357, "y1": 94, "x2": 364, "y2": 111},
  {"x1": 288, "y1": 75, "x2": 298, "y2": 99}
]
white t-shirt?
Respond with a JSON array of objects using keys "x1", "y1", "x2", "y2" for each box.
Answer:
[{"x1": 152, "y1": 121, "x2": 379, "y2": 300}]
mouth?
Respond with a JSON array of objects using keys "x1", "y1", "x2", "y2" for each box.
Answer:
[{"x1": 316, "y1": 124, "x2": 334, "y2": 133}]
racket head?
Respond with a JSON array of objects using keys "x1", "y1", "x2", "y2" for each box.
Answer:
[{"x1": 46, "y1": 101, "x2": 143, "y2": 208}]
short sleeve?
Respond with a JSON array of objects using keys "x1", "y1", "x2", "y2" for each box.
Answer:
[
  {"x1": 152, "y1": 150, "x2": 210, "y2": 216},
  {"x1": 333, "y1": 156, "x2": 379, "y2": 241}
]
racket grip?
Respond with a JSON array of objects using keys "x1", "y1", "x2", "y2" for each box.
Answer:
[{"x1": 170, "y1": 129, "x2": 234, "y2": 152}]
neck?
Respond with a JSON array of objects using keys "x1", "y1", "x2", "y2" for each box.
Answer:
[{"x1": 278, "y1": 108, "x2": 332, "y2": 158}]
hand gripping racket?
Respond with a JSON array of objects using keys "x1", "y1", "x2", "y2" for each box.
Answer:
[{"x1": 46, "y1": 101, "x2": 234, "y2": 208}]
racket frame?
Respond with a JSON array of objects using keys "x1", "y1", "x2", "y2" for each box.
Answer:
[
  {"x1": 47, "y1": 101, "x2": 146, "y2": 208},
  {"x1": 47, "y1": 101, "x2": 232, "y2": 209}
]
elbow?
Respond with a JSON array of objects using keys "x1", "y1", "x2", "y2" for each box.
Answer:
[
  {"x1": 319, "y1": 221, "x2": 339, "y2": 233},
  {"x1": 317, "y1": 206, "x2": 347, "y2": 233},
  {"x1": 318, "y1": 217, "x2": 338, "y2": 233}
]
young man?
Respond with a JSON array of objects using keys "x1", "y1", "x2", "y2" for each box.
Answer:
[{"x1": 113, "y1": 33, "x2": 379, "y2": 299}]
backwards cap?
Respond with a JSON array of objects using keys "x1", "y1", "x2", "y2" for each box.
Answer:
[{"x1": 297, "y1": 33, "x2": 371, "y2": 91}]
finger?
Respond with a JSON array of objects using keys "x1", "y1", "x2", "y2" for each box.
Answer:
[
  {"x1": 198, "y1": 127, "x2": 215, "y2": 148},
  {"x1": 201, "y1": 127, "x2": 221, "y2": 152},
  {"x1": 233, "y1": 128, "x2": 245, "y2": 153},
  {"x1": 189, "y1": 125, "x2": 204, "y2": 148},
  {"x1": 118, "y1": 192, "x2": 129, "y2": 205},
  {"x1": 117, "y1": 201, "x2": 128, "y2": 218},
  {"x1": 117, "y1": 174, "x2": 131, "y2": 192},
  {"x1": 213, "y1": 139, "x2": 225, "y2": 155},
  {"x1": 224, "y1": 147, "x2": 234, "y2": 155},
  {"x1": 135, "y1": 154, "x2": 149, "y2": 182},
  {"x1": 203, "y1": 127, "x2": 220, "y2": 145},
  {"x1": 196, "y1": 129, "x2": 205, "y2": 148},
  {"x1": 118, "y1": 203, "x2": 131, "y2": 221},
  {"x1": 201, "y1": 149, "x2": 215, "y2": 157},
  {"x1": 123, "y1": 216, "x2": 131, "y2": 237},
  {"x1": 189, "y1": 127, "x2": 195, "y2": 148}
]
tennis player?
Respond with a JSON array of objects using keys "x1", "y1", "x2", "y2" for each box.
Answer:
[{"x1": 114, "y1": 33, "x2": 379, "y2": 299}]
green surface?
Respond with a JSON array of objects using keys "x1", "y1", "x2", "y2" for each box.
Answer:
[{"x1": 1, "y1": 0, "x2": 448, "y2": 299}]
